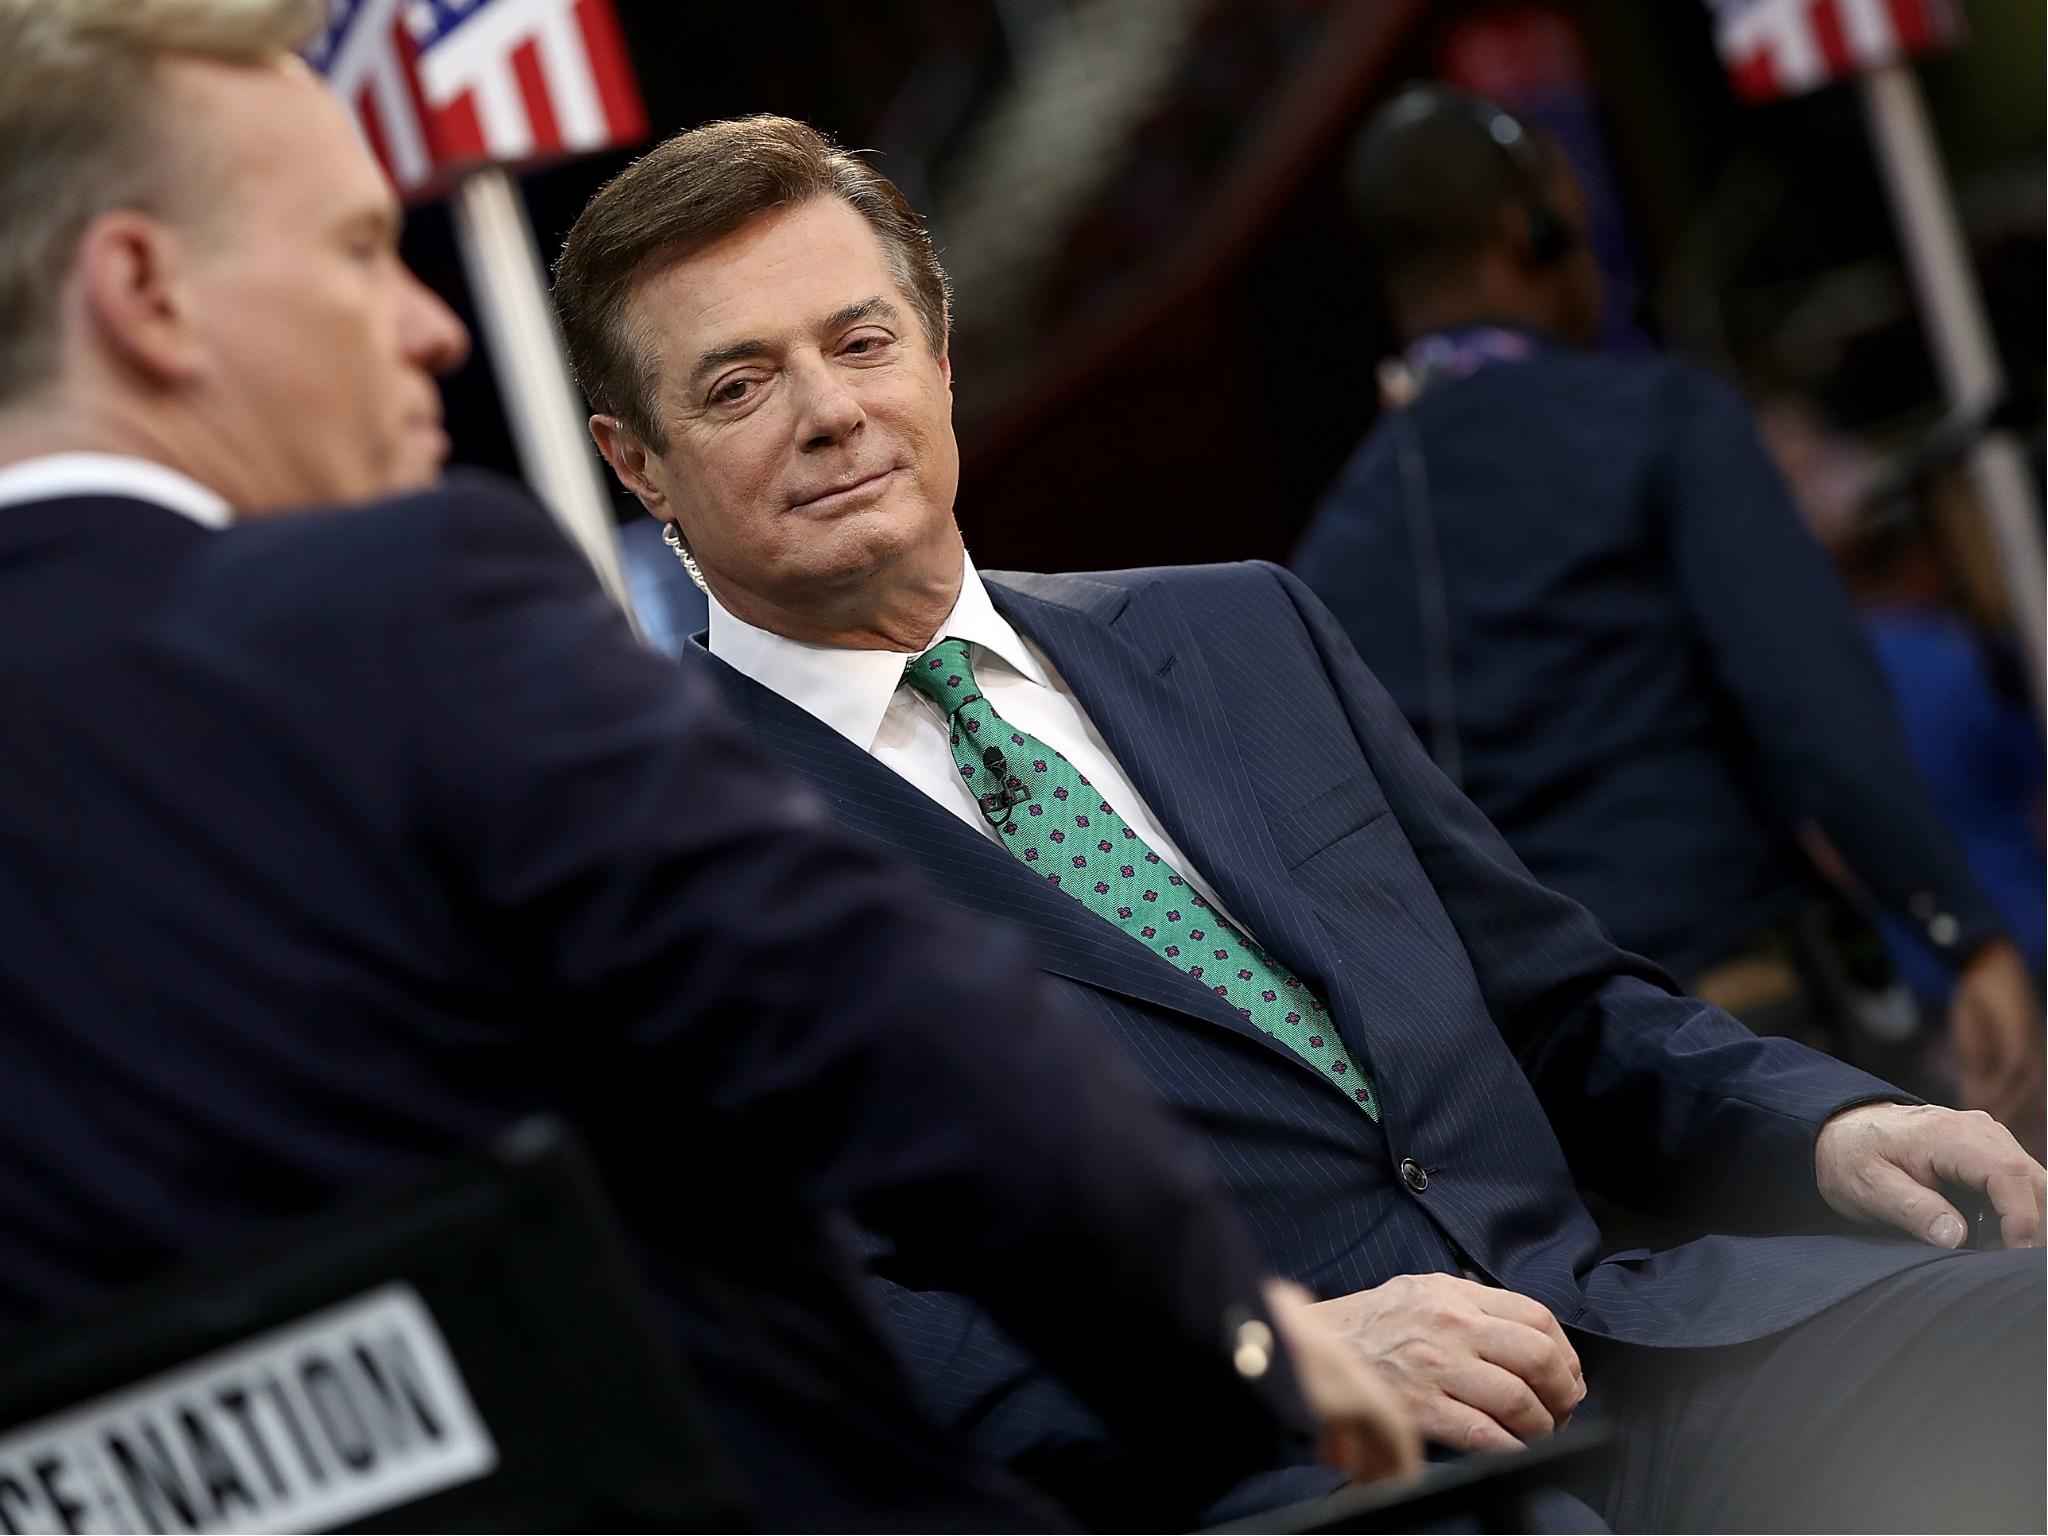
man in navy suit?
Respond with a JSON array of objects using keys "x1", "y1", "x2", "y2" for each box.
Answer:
[
  {"x1": 0, "y1": 7, "x2": 1422, "y2": 1528},
  {"x1": 560, "y1": 114, "x2": 2046, "y2": 1530}
]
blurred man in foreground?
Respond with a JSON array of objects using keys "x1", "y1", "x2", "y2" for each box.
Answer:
[
  {"x1": 1292, "y1": 87, "x2": 2041, "y2": 1140},
  {"x1": 559, "y1": 112, "x2": 2045, "y2": 1531},
  {"x1": 0, "y1": 3, "x2": 1420, "y2": 1526}
]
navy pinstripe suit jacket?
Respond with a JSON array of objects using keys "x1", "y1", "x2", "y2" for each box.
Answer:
[{"x1": 689, "y1": 559, "x2": 1959, "y2": 1481}]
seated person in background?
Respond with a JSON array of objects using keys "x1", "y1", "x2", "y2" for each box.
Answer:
[
  {"x1": 0, "y1": 4, "x2": 1420, "y2": 1528},
  {"x1": 556, "y1": 111, "x2": 2046, "y2": 1533},
  {"x1": 1290, "y1": 87, "x2": 2041, "y2": 1136},
  {"x1": 1759, "y1": 395, "x2": 2046, "y2": 1151}
]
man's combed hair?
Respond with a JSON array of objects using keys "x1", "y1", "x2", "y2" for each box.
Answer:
[
  {"x1": 0, "y1": 0, "x2": 323, "y2": 403},
  {"x1": 553, "y1": 114, "x2": 953, "y2": 452}
]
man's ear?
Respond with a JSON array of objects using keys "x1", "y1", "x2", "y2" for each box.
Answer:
[
  {"x1": 75, "y1": 210, "x2": 203, "y2": 386},
  {"x1": 589, "y1": 414, "x2": 668, "y2": 513},
  {"x1": 938, "y1": 343, "x2": 953, "y2": 398}
]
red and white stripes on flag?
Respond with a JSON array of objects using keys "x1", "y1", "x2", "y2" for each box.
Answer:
[
  {"x1": 312, "y1": 0, "x2": 647, "y2": 199},
  {"x1": 1709, "y1": 0, "x2": 1966, "y2": 103}
]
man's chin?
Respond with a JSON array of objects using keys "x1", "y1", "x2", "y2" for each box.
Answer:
[
  {"x1": 784, "y1": 505, "x2": 900, "y2": 563},
  {"x1": 810, "y1": 510, "x2": 965, "y2": 591},
  {"x1": 379, "y1": 452, "x2": 450, "y2": 500},
  {"x1": 381, "y1": 421, "x2": 454, "y2": 495}
]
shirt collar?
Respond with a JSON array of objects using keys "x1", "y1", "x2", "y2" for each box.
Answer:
[
  {"x1": 0, "y1": 453, "x2": 232, "y2": 528},
  {"x1": 707, "y1": 550, "x2": 1048, "y2": 749}
]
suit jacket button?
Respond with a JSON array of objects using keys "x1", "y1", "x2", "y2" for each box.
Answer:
[{"x1": 1400, "y1": 1158, "x2": 1429, "y2": 1193}]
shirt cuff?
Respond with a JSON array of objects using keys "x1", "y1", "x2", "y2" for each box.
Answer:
[{"x1": 1900, "y1": 888, "x2": 2007, "y2": 967}]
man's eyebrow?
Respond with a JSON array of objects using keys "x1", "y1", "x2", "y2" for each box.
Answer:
[
  {"x1": 822, "y1": 296, "x2": 902, "y2": 333},
  {"x1": 686, "y1": 298, "x2": 905, "y2": 390},
  {"x1": 687, "y1": 337, "x2": 773, "y2": 390}
]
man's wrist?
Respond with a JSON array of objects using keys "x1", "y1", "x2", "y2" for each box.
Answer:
[
  {"x1": 1813, "y1": 1098, "x2": 1918, "y2": 1189},
  {"x1": 1956, "y1": 934, "x2": 2021, "y2": 975},
  {"x1": 1818, "y1": 1097, "x2": 1894, "y2": 1140}
]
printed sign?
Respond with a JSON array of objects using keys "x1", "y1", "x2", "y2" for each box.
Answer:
[
  {"x1": 1708, "y1": 0, "x2": 1966, "y2": 103},
  {"x1": 0, "y1": 1285, "x2": 497, "y2": 1534},
  {"x1": 308, "y1": 0, "x2": 648, "y2": 199}
]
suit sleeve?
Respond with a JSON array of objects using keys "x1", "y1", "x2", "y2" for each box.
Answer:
[
  {"x1": 1261, "y1": 560, "x2": 1907, "y2": 1227},
  {"x1": 864, "y1": 1266, "x2": 1117, "y2": 1473},
  {"x1": 862, "y1": 1265, "x2": 1332, "y2": 1524},
  {"x1": 1658, "y1": 366, "x2": 2004, "y2": 964},
  {"x1": 398, "y1": 477, "x2": 1310, "y2": 1479}
]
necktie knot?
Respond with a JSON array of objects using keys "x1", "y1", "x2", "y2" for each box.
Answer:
[{"x1": 904, "y1": 638, "x2": 983, "y2": 718}]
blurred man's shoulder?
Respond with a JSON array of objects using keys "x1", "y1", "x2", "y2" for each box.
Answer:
[
  {"x1": 180, "y1": 470, "x2": 587, "y2": 659},
  {"x1": 225, "y1": 470, "x2": 555, "y2": 559},
  {"x1": 203, "y1": 472, "x2": 569, "y2": 601}
]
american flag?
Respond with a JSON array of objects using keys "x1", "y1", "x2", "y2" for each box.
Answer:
[
  {"x1": 1708, "y1": 0, "x2": 1966, "y2": 103},
  {"x1": 307, "y1": 0, "x2": 647, "y2": 197}
]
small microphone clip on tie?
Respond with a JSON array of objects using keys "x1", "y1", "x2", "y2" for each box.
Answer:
[{"x1": 976, "y1": 746, "x2": 1031, "y2": 821}]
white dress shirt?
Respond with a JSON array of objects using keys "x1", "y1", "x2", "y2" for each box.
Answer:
[
  {"x1": 708, "y1": 553, "x2": 1246, "y2": 927},
  {"x1": 0, "y1": 453, "x2": 231, "y2": 527}
]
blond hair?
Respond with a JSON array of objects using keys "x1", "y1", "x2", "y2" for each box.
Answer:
[{"x1": 0, "y1": 0, "x2": 322, "y2": 402}]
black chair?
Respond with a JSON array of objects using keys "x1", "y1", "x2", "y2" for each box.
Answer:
[{"x1": 0, "y1": 1119, "x2": 750, "y2": 1533}]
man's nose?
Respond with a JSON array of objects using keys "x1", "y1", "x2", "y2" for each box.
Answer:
[
  {"x1": 401, "y1": 268, "x2": 471, "y2": 375},
  {"x1": 791, "y1": 354, "x2": 863, "y2": 449}
]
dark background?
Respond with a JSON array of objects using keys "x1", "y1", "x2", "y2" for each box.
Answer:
[{"x1": 400, "y1": 0, "x2": 2045, "y2": 575}]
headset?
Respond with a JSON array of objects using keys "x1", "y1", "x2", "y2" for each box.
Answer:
[
  {"x1": 1430, "y1": 86, "x2": 1574, "y2": 269},
  {"x1": 1376, "y1": 89, "x2": 1574, "y2": 785}
]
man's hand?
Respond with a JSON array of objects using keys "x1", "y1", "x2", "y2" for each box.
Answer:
[
  {"x1": 1308, "y1": 1273, "x2": 1584, "y2": 1454},
  {"x1": 1948, "y1": 940, "x2": 2045, "y2": 1144},
  {"x1": 1262, "y1": 1279, "x2": 1422, "y2": 1483},
  {"x1": 1816, "y1": 1101, "x2": 2046, "y2": 1250}
]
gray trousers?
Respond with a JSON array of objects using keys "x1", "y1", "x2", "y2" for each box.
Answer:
[{"x1": 1559, "y1": 1245, "x2": 2045, "y2": 1533}]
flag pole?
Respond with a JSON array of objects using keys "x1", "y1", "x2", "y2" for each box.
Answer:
[
  {"x1": 1858, "y1": 61, "x2": 2045, "y2": 722},
  {"x1": 449, "y1": 164, "x2": 644, "y2": 639}
]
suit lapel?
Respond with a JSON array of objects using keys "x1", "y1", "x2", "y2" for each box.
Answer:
[
  {"x1": 688, "y1": 644, "x2": 1287, "y2": 1045},
  {"x1": 985, "y1": 576, "x2": 1335, "y2": 969},
  {"x1": 985, "y1": 575, "x2": 1397, "y2": 1106}
]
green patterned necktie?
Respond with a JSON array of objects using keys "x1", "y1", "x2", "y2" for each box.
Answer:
[{"x1": 904, "y1": 637, "x2": 1380, "y2": 1119}]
